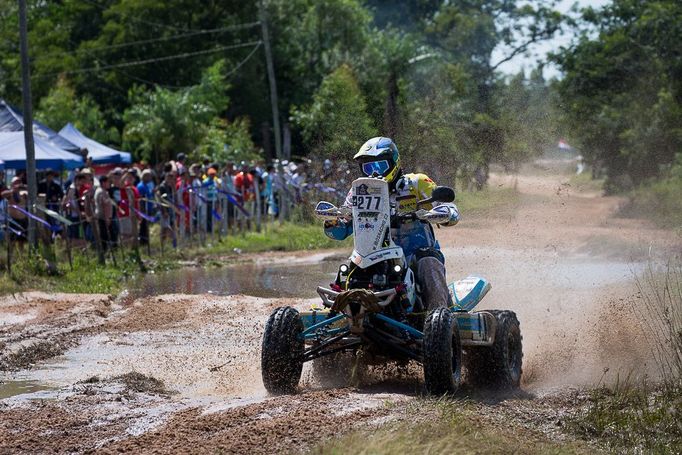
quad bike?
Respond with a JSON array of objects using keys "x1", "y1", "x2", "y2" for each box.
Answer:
[{"x1": 261, "y1": 177, "x2": 522, "y2": 395}]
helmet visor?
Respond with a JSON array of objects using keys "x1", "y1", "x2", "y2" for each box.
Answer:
[{"x1": 361, "y1": 160, "x2": 390, "y2": 177}]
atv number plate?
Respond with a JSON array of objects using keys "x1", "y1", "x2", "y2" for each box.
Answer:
[{"x1": 352, "y1": 195, "x2": 382, "y2": 211}]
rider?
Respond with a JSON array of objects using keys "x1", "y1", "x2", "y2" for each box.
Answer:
[{"x1": 324, "y1": 137, "x2": 460, "y2": 312}]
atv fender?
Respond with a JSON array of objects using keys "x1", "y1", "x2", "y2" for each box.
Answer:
[{"x1": 448, "y1": 276, "x2": 491, "y2": 311}]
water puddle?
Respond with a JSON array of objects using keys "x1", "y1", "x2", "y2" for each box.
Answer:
[
  {"x1": 0, "y1": 380, "x2": 55, "y2": 399},
  {"x1": 130, "y1": 255, "x2": 342, "y2": 299}
]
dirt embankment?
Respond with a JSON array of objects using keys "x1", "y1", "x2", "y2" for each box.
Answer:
[{"x1": 0, "y1": 162, "x2": 680, "y2": 454}]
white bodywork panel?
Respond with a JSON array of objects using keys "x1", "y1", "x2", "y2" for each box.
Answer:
[{"x1": 349, "y1": 178, "x2": 402, "y2": 269}]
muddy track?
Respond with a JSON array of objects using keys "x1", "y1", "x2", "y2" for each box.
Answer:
[{"x1": 0, "y1": 162, "x2": 680, "y2": 453}]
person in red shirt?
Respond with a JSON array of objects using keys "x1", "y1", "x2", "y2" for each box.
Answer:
[
  {"x1": 119, "y1": 169, "x2": 140, "y2": 218},
  {"x1": 234, "y1": 162, "x2": 255, "y2": 202},
  {"x1": 175, "y1": 167, "x2": 193, "y2": 234}
]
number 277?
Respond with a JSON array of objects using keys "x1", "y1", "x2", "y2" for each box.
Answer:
[{"x1": 353, "y1": 196, "x2": 381, "y2": 210}]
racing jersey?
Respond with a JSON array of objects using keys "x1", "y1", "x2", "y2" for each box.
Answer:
[{"x1": 324, "y1": 173, "x2": 460, "y2": 259}]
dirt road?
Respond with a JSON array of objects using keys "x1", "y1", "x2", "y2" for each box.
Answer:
[{"x1": 0, "y1": 162, "x2": 679, "y2": 453}]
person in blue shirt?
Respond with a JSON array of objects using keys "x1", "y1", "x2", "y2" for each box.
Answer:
[
  {"x1": 202, "y1": 167, "x2": 221, "y2": 234},
  {"x1": 136, "y1": 169, "x2": 155, "y2": 246}
]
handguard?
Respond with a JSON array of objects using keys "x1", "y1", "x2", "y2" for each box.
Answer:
[{"x1": 417, "y1": 203, "x2": 459, "y2": 225}]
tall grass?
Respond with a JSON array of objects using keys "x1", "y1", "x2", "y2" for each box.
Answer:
[
  {"x1": 633, "y1": 261, "x2": 682, "y2": 386},
  {"x1": 569, "y1": 261, "x2": 682, "y2": 453}
]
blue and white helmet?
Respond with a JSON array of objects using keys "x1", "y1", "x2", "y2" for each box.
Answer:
[{"x1": 353, "y1": 137, "x2": 401, "y2": 183}]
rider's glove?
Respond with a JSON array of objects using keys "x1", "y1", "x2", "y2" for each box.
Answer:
[{"x1": 421, "y1": 203, "x2": 459, "y2": 226}]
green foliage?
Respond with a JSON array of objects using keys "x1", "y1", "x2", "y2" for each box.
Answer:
[
  {"x1": 35, "y1": 78, "x2": 120, "y2": 144},
  {"x1": 569, "y1": 379, "x2": 682, "y2": 453},
  {"x1": 554, "y1": 0, "x2": 682, "y2": 190},
  {"x1": 123, "y1": 60, "x2": 256, "y2": 163},
  {"x1": 193, "y1": 118, "x2": 260, "y2": 164},
  {"x1": 0, "y1": 0, "x2": 567, "y2": 173},
  {"x1": 291, "y1": 64, "x2": 376, "y2": 158},
  {"x1": 314, "y1": 399, "x2": 589, "y2": 454}
]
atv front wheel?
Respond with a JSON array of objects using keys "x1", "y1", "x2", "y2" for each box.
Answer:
[
  {"x1": 465, "y1": 310, "x2": 522, "y2": 389},
  {"x1": 261, "y1": 306, "x2": 304, "y2": 394},
  {"x1": 423, "y1": 308, "x2": 462, "y2": 395}
]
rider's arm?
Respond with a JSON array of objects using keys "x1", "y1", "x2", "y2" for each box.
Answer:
[
  {"x1": 323, "y1": 188, "x2": 353, "y2": 240},
  {"x1": 418, "y1": 174, "x2": 460, "y2": 226},
  {"x1": 324, "y1": 218, "x2": 353, "y2": 240}
]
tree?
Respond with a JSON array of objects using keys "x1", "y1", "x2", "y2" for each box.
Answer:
[
  {"x1": 123, "y1": 60, "x2": 254, "y2": 163},
  {"x1": 554, "y1": 0, "x2": 682, "y2": 190},
  {"x1": 291, "y1": 64, "x2": 377, "y2": 159},
  {"x1": 35, "y1": 77, "x2": 119, "y2": 144},
  {"x1": 425, "y1": 0, "x2": 564, "y2": 178}
]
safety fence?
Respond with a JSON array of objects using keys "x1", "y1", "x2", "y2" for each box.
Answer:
[{"x1": 0, "y1": 177, "x2": 348, "y2": 272}]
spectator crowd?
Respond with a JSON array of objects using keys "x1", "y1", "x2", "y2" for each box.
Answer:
[{"x1": 0, "y1": 154, "x2": 352, "y2": 258}]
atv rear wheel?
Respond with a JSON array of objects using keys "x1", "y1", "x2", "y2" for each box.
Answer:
[
  {"x1": 261, "y1": 306, "x2": 304, "y2": 394},
  {"x1": 423, "y1": 308, "x2": 462, "y2": 395},
  {"x1": 465, "y1": 310, "x2": 522, "y2": 389}
]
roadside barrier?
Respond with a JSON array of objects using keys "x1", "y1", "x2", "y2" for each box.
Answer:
[{"x1": 0, "y1": 176, "x2": 348, "y2": 270}]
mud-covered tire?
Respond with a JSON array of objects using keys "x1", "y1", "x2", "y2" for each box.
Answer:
[
  {"x1": 423, "y1": 308, "x2": 462, "y2": 395},
  {"x1": 465, "y1": 310, "x2": 523, "y2": 389},
  {"x1": 261, "y1": 307, "x2": 304, "y2": 394}
]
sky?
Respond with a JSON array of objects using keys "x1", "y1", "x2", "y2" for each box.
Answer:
[{"x1": 491, "y1": 0, "x2": 612, "y2": 79}]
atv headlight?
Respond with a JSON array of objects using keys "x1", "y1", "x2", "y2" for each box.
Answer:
[
  {"x1": 339, "y1": 264, "x2": 349, "y2": 274},
  {"x1": 393, "y1": 265, "x2": 402, "y2": 274}
]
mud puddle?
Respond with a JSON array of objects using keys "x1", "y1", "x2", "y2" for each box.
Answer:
[
  {"x1": 130, "y1": 253, "x2": 342, "y2": 299},
  {"x1": 0, "y1": 380, "x2": 55, "y2": 399}
]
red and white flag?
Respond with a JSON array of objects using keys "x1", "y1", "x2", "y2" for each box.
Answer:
[{"x1": 558, "y1": 139, "x2": 572, "y2": 150}]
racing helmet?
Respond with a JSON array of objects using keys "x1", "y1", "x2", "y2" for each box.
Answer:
[{"x1": 353, "y1": 137, "x2": 401, "y2": 183}]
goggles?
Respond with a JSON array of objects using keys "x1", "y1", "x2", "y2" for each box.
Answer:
[{"x1": 361, "y1": 160, "x2": 390, "y2": 177}]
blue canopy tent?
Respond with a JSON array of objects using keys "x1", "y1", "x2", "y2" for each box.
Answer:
[
  {"x1": 0, "y1": 99, "x2": 82, "y2": 156},
  {"x1": 0, "y1": 132, "x2": 83, "y2": 170},
  {"x1": 59, "y1": 123, "x2": 131, "y2": 164}
]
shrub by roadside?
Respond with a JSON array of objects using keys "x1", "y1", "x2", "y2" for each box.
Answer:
[{"x1": 620, "y1": 158, "x2": 682, "y2": 229}]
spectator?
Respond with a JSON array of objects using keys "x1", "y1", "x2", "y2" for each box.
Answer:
[
  {"x1": 234, "y1": 162, "x2": 254, "y2": 202},
  {"x1": 202, "y1": 167, "x2": 221, "y2": 234},
  {"x1": 61, "y1": 173, "x2": 86, "y2": 241},
  {"x1": 119, "y1": 170, "x2": 140, "y2": 238},
  {"x1": 157, "y1": 172, "x2": 177, "y2": 247},
  {"x1": 108, "y1": 168, "x2": 123, "y2": 247},
  {"x1": 38, "y1": 170, "x2": 64, "y2": 213},
  {"x1": 176, "y1": 168, "x2": 193, "y2": 235},
  {"x1": 2, "y1": 177, "x2": 28, "y2": 245},
  {"x1": 94, "y1": 175, "x2": 113, "y2": 252},
  {"x1": 176, "y1": 153, "x2": 187, "y2": 175},
  {"x1": 136, "y1": 169, "x2": 155, "y2": 246}
]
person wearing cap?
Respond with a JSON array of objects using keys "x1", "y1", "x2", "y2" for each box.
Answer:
[
  {"x1": 136, "y1": 169, "x2": 155, "y2": 246},
  {"x1": 202, "y1": 166, "x2": 221, "y2": 234}
]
